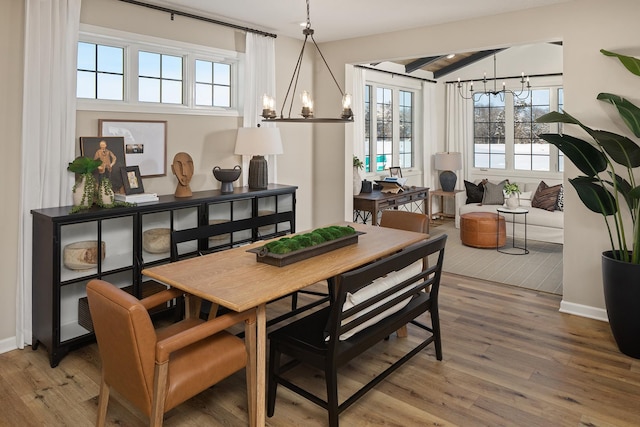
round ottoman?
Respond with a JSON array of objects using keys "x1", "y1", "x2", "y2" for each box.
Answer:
[{"x1": 460, "y1": 212, "x2": 506, "y2": 248}]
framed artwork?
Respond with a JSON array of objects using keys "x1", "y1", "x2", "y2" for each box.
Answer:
[
  {"x1": 79, "y1": 136, "x2": 126, "y2": 194},
  {"x1": 121, "y1": 166, "x2": 145, "y2": 195},
  {"x1": 389, "y1": 167, "x2": 402, "y2": 178},
  {"x1": 99, "y1": 119, "x2": 167, "y2": 177}
]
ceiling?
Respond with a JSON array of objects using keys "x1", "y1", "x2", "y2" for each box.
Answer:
[
  {"x1": 123, "y1": 0, "x2": 568, "y2": 77},
  {"x1": 133, "y1": 0, "x2": 570, "y2": 42}
]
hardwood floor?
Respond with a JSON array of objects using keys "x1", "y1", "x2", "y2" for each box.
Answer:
[{"x1": 2, "y1": 275, "x2": 640, "y2": 426}]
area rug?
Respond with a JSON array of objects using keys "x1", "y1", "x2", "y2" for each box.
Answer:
[{"x1": 429, "y1": 220, "x2": 563, "y2": 295}]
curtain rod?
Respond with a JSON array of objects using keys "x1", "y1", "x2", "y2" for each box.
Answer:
[
  {"x1": 355, "y1": 65, "x2": 437, "y2": 84},
  {"x1": 447, "y1": 72, "x2": 562, "y2": 84},
  {"x1": 118, "y1": 0, "x2": 277, "y2": 38}
]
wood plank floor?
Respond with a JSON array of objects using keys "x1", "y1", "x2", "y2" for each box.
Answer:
[{"x1": 2, "y1": 274, "x2": 640, "y2": 426}]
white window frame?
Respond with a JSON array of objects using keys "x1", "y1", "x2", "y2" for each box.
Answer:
[
  {"x1": 77, "y1": 24, "x2": 243, "y2": 117},
  {"x1": 364, "y1": 72, "x2": 423, "y2": 178},
  {"x1": 470, "y1": 75, "x2": 563, "y2": 182}
]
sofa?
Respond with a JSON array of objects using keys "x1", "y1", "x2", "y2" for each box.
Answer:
[{"x1": 454, "y1": 179, "x2": 564, "y2": 244}]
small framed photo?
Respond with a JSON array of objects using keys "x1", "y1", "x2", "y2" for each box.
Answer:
[
  {"x1": 389, "y1": 167, "x2": 402, "y2": 178},
  {"x1": 121, "y1": 166, "x2": 145, "y2": 195}
]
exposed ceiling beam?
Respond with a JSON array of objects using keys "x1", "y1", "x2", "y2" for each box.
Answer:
[
  {"x1": 404, "y1": 56, "x2": 445, "y2": 74},
  {"x1": 433, "y1": 49, "x2": 504, "y2": 79}
]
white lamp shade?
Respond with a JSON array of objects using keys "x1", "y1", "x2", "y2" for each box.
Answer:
[
  {"x1": 434, "y1": 152, "x2": 462, "y2": 171},
  {"x1": 234, "y1": 127, "x2": 283, "y2": 156}
]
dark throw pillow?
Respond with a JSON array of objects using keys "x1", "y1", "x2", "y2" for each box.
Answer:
[
  {"x1": 532, "y1": 181, "x2": 562, "y2": 211},
  {"x1": 481, "y1": 180, "x2": 507, "y2": 205},
  {"x1": 464, "y1": 180, "x2": 484, "y2": 204}
]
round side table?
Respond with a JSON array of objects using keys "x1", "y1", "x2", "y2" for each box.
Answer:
[{"x1": 496, "y1": 207, "x2": 529, "y2": 255}]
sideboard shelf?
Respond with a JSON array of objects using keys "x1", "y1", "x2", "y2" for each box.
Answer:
[{"x1": 31, "y1": 184, "x2": 297, "y2": 367}]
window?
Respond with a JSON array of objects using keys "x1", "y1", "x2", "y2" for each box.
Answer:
[
  {"x1": 472, "y1": 83, "x2": 562, "y2": 173},
  {"x1": 77, "y1": 25, "x2": 240, "y2": 115},
  {"x1": 363, "y1": 77, "x2": 419, "y2": 174},
  {"x1": 138, "y1": 51, "x2": 183, "y2": 104},
  {"x1": 514, "y1": 89, "x2": 550, "y2": 171},
  {"x1": 474, "y1": 93, "x2": 506, "y2": 169},
  {"x1": 77, "y1": 42, "x2": 124, "y2": 100}
]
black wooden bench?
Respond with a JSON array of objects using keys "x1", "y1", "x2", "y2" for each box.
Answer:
[{"x1": 267, "y1": 234, "x2": 447, "y2": 426}]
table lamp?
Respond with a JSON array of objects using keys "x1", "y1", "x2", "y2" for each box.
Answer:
[
  {"x1": 434, "y1": 152, "x2": 462, "y2": 192},
  {"x1": 234, "y1": 126, "x2": 283, "y2": 190}
]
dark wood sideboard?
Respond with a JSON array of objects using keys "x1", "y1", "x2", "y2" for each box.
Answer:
[{"x1": 31, "y1": 184, "x2": 297, "y2": 367}]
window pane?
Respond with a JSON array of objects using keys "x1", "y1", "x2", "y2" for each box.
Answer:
[
  {"x1": 214, "y1": 63, "x2": 230, "y2": 85},
  {"x1": 161, "y1": 80, "x2": 182, "y2": 104},
  {"x1": 195, "y1": 83, "x2": 212, "y2": 105},
  {"x1": 77, "y1": 42, "x2": 96, "y2": 71},
  {"x1": 97, "y1": 45, "x2": 123, "y2": 74},
  {"x1": 196, "y1": 60, "x2": 212, "y2": 83},
  {"x1": 139, "y1": 77, "x2": 160, "y2": 102},
  {"x1": 97, "y1": 74, "x2": 123, "y2": 100},
  {"x1": 513, "y1": 89, "x2": 550, "y2": 171},
  {"x1": 213, "y1": 85, "x2": 230, "y2": 107},
  {"x1": 77, "y1": 70, "x2": 95, "y2": 98},
  {"x1": 139, "y1": 51, "x2": 160, "y2": 78},
  {"x1": 162, "y1": 55, "x2": 182, "y2": 80}
]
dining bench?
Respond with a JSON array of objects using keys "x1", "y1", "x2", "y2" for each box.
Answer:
[{"x1": 267, "y1": 233, "x2": 447, "y2": 426}]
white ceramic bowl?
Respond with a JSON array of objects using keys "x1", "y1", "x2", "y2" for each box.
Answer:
[{"x1": 63, "y1": 241, "x2": 106, "y2": 270}]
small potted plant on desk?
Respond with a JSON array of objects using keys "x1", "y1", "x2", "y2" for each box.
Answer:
[
  {"x1": 353, "y1": 155, "x2": 364, "y2": 195},
  {"x1": 68, "y1": 156, "x2": 102, "y2": 211},
  {"x1": 536, "y1": 49, "x2": 640, "y2": 358},
  {"x1": 503, "y1": 182, "x2": 521, "y2": 209}
]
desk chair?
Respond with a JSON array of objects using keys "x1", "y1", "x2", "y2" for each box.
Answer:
[
  {"x1": 87, "y1": 279, "x2": 256, "y2": 427},
  {"x1": 379, "y1": 210, "x2": 430, "y2": 337}
]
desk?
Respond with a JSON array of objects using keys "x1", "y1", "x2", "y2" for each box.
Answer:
[
  {"x1": 429, "y1": 189, "x2": 463, "y2": 223},
  {"x1": 353, "y1": 186, "x2": 429, "y2": 228},
  {"x1": 142, "y1": 223, "x2": 427, "y2": 426}
]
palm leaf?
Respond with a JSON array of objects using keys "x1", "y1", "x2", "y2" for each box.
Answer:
[
  {"x1": 570, "y1": 177, "x2": 618, "y2": 216},
  {"x1": 596, "y1": 93, "x2": 640, "y2": 138},
  {"x1": 591, "y1": 129, "x2": 640, "y2": 167},
  {"x1": 601, "y1": 49, "x2": 640, "y2": 76},
  {"x1": 538, "y1": 133, "x2": 607, "y2": 177}
]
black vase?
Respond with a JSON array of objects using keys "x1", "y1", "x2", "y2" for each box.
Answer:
[{"x1": 602, "y1": 251, "x2": 640, "y2": 358}]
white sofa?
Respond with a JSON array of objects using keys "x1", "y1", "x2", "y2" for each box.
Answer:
[{"x1": 454, "y1": 180, "x2": 564, "y2": 244}]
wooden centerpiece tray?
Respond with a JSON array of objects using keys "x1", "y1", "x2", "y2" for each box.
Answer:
[{"x1": 247, "y1": 229, "x2": 364, "y2": 267}]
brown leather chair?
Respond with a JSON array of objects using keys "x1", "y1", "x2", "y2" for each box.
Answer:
[
  {"x1": 379, "y1": 210, "x2": 430, "y2": 337},
  {"x1": 86, "y1": 279, "x2": 256, "y2": 427}
]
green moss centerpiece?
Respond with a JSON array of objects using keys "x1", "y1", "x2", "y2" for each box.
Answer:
[{"x1": 248, "y1": 225, "x2": 362, "y2": 267}]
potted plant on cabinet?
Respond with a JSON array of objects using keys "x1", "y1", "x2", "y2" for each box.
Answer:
[
  {"x1": 536, "y1": 49, "x2": 640, "y2": 358},
  {"x1": 68, "y1": 156, "x2": 102, "y2": 210}
]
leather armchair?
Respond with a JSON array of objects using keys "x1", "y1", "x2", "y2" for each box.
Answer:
[{"x1": 86, "y1": 279, "x2": 256, "y2": 427}]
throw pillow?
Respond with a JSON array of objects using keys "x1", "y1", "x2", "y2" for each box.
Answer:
[
  {"x1": 482, "y1": 180, "x2": 507, "y2": 205},
  {"x1": 532, "y1": 181, "x2": 562, "y2": 211},
  {"x1": 464, "y1": 180, "x2": 484, "y2": 204},
  {"x1": 555, "y1": 185, "x2": 564, "y2": 211}
]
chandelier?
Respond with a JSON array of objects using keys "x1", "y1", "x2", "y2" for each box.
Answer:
[
  {"x1": 457, "y1": 54, "x2": 531, "y2": 102},
  {"x1": 261, "y1": 0, "x2": 353, "y2": 123}
]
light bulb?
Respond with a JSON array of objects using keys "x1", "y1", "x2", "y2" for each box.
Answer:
[{"x1": 342, "y1": 93, "x2": 352, "y2": 109}]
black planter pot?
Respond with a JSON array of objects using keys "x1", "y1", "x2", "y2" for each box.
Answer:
[{"x1": 602, "y1": 251, "x2": 640, "y2": 359}]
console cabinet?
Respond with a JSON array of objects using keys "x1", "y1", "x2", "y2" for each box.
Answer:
[{"x1": 31, "y1": 184, "x2": 297, "y2": 367}]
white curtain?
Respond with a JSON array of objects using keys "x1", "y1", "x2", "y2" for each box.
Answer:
[
  {"x1": 445, "y1": 82, "x2": 474, "y2": 186},
  {"x1": 242, "y1": 33, "x2": 276, "y2": 186},
  {"x1": 351, "y1": 67, "x2": 365, "y2": 165},
  {"x1": 17, "y1": 0, "x2": 81, "y2": 348},
  {"x1": 422, "y1": 81, "x2": 438, "y2": 189}
]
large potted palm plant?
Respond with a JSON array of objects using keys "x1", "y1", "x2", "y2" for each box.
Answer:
[{"x1": 536, "y1": 49, "x2": 640, "y2": 358}]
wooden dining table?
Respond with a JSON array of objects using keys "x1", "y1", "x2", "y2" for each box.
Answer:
[{"x1": 142, "y1": 222, "x2": 429, "y2": 426}]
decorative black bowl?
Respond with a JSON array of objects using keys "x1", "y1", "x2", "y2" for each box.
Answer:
[{"x1": 213, "y1": 165, "x2": 241, "y2": 193}]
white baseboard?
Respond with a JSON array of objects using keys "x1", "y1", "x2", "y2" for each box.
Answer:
[
  {"x1": 0, "y1": 336, "x2": 18, "y2": 355},
  {"x1": 560, "y1": 300, "x2": 608, "y2": 322}
]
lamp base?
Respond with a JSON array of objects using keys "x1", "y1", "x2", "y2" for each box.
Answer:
[
  {"x1": 248, "y1": 155, "x2": 268, "y2": 190},
  {"x1": 439, "y1": 171, "x2": 457, "y2": 192}
]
